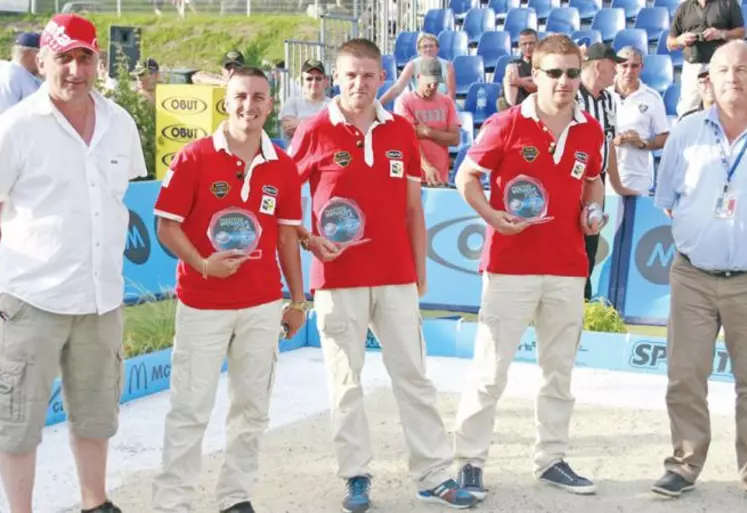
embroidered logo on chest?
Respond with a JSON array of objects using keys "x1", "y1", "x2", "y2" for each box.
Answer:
[
  {"x1": 638, "y1": 103, "x2": 649, "y2": 113},
  {"x1": 211, "y1": 181, "x2": 231, "y2": 199},
  {"x1": 521, "y1": 146, "x2": 539, "y2": 163},
  {"x1": 333, "y1": 151, "x2": 352, "y2": 168}
]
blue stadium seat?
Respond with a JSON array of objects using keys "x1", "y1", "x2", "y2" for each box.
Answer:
[
  {"x1": 537, "y1": 30, "x2": 549, "y2": 39},
  {"x1": 491, "y1": 54, "x2": 515, "y2": 86},
  {"x1": 527, "y1": 0, "x2": 560, "y2": 21},
  {"x1": 449, "y1": 0, "x2": 474, "y2": 21},
  {"x1": 477, "y1": 31, "x2": 511, "y2": 72},
  {"x1": 423, "y1": 8, "x2": 456, "y2": 35},
  {"x1": 453, "y1": 55, "x2": 485, "y2": 97},
  {"x1": 488, "y1": 0, "x2": 521, "y2": 20},
  {"x1": 641, "y1": 54, "x2": 674, "y2": 94},
  {"x1": 613, "y1": 28, "x2": 649, "y2": 55},
  {"x1": 663, "y1": 83, "x2": 680, "y2": 116},
  {"x1": 381, "y1": 54, "x2": 397, "y2": 81},
  {"x1": 569, "y1": 0, "x2": 602, "y2": 21},
  {"x1": 634, "y1": 7, "x2": 670, "y2": 42},
  {"x1": 464, "y1": 82, "x2": 501, "y2": 125},
  {"x1": 571, "y1": 29, "x2": 603, "y2": 47},
  {"x1": 449, "y1": 147, "x2": 490, "y2": 189},
  {"x1": 546, "y1": 7, "x2": 581, "y2": 35},
  {"x1": 610, "y1": 0, "x2": 646, "y2": 19},
  {"x1": 449, "y1": 111, "x2": 475, "y2": 156},
  {"x1": 438, "y1": 30, "x2": 470, "y2": 61},
  {"x1": 377, "y1": 80, "x2": 396, "y2": 111},
  {"x1": 330, "y1": 84, "x2": 340, "y2": 97},
  {"x1": 463, "y1": 7, "x2": 497, "y2": 46},
  {"x1": 393, "y1": 31, "x2": 419, "y2": 69},
  {"x1": 656, "y1": 31, "x2": 683, "y2": 69},
  {"x1": 653, "y1": 0, "x2": 683, "y2": 17},
  {"x1": 271, "y1": 138, "x2": 286, "y2": 150},
  {"x1": 591, "y1": 8, "x2": 626, "y2": 43},
  {"x1": 504, "y1": 7, "x2": 539, "y2": 45}
]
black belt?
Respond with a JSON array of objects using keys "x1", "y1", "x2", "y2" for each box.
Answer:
[{"x1": 680, "y1": 253, "x2": 747, "y2": 278}]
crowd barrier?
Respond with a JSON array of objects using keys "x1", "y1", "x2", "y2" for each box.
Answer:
[{"x1": 122, "y1": 181, "x2": 674, "y2": 323}]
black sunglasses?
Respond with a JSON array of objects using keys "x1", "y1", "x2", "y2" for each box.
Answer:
[{"x1": 540, "y1": 68, "x2": 582, "y2": 79}]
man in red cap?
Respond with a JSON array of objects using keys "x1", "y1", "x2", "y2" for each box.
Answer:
[{"x1": 0, "y1": 14, "x2": 146, "y2": 513}]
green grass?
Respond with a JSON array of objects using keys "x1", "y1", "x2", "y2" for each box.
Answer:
[
  {"x1": 0, "y1": 13, "x2": 319, "y2": 71},
  {"x1": 123, "y1": 300, "x2": 672, "y2": 359}
]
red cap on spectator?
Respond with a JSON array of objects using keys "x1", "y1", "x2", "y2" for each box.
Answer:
[{"x1": 40, "y1": 14, "x2": 99, "y2": 54}]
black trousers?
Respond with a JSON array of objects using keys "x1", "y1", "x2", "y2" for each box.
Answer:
[{"x1": 584, "y1": 233, "x2": 600, "y2": 301}]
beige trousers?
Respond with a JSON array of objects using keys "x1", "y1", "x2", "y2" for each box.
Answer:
[
  {"x1": 664, "y1": 253, "x2": 747, "y2": 486},
  {"x1": 152, "y1": 299, "x2": 283, "y2": 512},
  {"x1": 454, "y1": 273, "x2": 585, "y2": 474},
  {"x1": 315, "y1": 284, "x2": 453, "y2": 490},
  {"x1": 677, "y1": 61, "x2": 704, "y2": 117}
]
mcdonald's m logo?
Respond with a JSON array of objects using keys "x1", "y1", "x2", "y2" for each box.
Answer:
[{"x1": 128, "y1": 362, "x2": 148, "y2": 395}]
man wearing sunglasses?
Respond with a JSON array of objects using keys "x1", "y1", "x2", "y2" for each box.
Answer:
[
  {"x1": 679, "y1": 65, "x2": 715, "y2": 120},
  {"x1": 453, "y1": 34, "x2": 605, "y2": 499},
  {"x1": 192, "y1": 49, "x2": 245, "y2": 86},
  {"x1": 280, "y1": 59, "x2": 331, "y2": 139},
  {"x1": 612, "y1": 46, "x2": 670, "y2": 196}
]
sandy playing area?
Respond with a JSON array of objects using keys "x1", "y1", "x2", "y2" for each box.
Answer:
[{"x1": 106, "y1": 390, "x2": 745, "y2": 513}]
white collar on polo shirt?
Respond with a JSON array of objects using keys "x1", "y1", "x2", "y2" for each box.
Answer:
[
  {"x1": 519, "y1": 94, "x2": 587, "y2": 164},
  {"x1": 520, "y1": 93, "x2": 587, "y2": 124},
  {"x1": 212, "y1": 122, "x2": 278, "y2": 201},
  {"x1": 327, "y1": 96, "x2": 393, "y2": 166}
]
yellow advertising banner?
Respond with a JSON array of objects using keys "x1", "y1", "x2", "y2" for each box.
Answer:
[{"x1": 155, "y1": 84, "x2": 228, "y2": 179}]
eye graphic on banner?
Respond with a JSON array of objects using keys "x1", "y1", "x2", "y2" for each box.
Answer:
[
  {"x1": 634, "y1": 225, "x2": 675, "y2": 286},
  {"x1": 427, "y1": 215, "x2": 485, "y2": 275}
]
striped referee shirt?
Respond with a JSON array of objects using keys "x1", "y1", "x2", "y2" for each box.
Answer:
[{"x1": 577, "y1": 84, "x2": 617, "y2": 175}]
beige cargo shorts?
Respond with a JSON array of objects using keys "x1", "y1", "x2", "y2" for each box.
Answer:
[{"x1": 0, "y1": 293, "x2": 124, "y2": 454}]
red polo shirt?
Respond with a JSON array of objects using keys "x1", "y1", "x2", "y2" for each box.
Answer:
[
  {"x1": 290, "y1": 99, "x2": 421, "y2": 291},
  {"x1": 154, "y1": 125, "x2": 303, "y2": 309},
  {"x1": 467, "y1": 95, "x2": 604, "y2": 277}
]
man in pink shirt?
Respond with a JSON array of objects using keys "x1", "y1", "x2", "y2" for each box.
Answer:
[{"x1": 394, "y1": 57, "x2": 460, "y2": 186}]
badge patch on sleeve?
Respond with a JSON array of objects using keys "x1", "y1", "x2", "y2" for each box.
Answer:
[
  {"x1": 570, "y1": 160, "x2": 586, "y2": 179},
  {"x1": 390, "y1": 160, "x2": 404, "y2": 178},
  {"x1": 260, "y1": 194, "x2": 277, "y2": 215}
]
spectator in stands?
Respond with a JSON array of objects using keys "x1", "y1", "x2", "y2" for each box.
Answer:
[
  {"x1": 0, "y1": 32, "x2": 41, "y2": 115},
  {"x1": 577, "y1": 43, "x2": 637, "y2": 301},
  {"x1": 498, "y1": 28, "x2": 538, "y2": 110},
  {"x1": 0, "y1": 14, "x2": 146, "y2": 513},
  {"x1": 394, "y1": 57, "x2": 460, "y2": 186},
  {"x1": 668, "y1": 0, "x2": 744, "y2": 117},
  {"x1": 453, "y1": 33, "x2": 605, "y2": 499},
  {"x1": 379, "y1": 32, "x2": 456, "y2": 105},
  {"x1": 679, "y1": 65, "x2": 715, "y2": 120},
  {"x1": 289, "y1": 38, "x2": 477, "y2": 513},
  {"x1": 131, "y1": 58, "x2": 160, "y2": 106},
  {"x1": 96, "y1": 50, "x2": 118, "y2": 90},
  {"x1": 612, "y1": 46, "x2": 670, "y2": 195},
  {"x1": 652, "y1": 39, "x2": 747, "y2": 499},
  {"x1": 152, "y1": 66, "x2": 306, "y2": 513},
  {"x1": 192, "y1": 49, "x2": 245, "y2": 86},
  {"x1": 280, "y1": 58, "x2": 331, "y2": 139}
]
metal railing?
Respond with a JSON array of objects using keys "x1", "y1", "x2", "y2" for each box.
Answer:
[{"x1": 319, "y1": 13, "x2": 359, "y2": 73}]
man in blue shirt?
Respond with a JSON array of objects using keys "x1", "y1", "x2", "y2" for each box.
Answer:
[
  {"x1": 653, "y1": 39, "x2": 747, "y2": 498},
  {"x1": 0, "y1": 32, "x2": 42, "y2": 115}
]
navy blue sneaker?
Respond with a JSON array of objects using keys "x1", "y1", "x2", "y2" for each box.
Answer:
[
  {"x1": 538, "y1": 461, "x2": 596, "y2": 495},
  {"x1": 417, "y1": 478, "x2": 478, "y2": 509},
  {"x1": 651, "y1": 471, "x2": 695, "y2": 498},
  {"x1": 342, "y1": 475, "x2": 371, "y2": 513},
  {"x1": 457, "y1": 464, "x2": 487, "y2": 501}
]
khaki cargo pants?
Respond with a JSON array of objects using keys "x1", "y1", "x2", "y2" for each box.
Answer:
[{"x1": 0, "y1": 293, "x2": 124, "y2": 454}]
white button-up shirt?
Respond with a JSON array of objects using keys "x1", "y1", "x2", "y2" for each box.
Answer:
[{"x1": 0, "y1": 83, "x2": 147, "y2": 315}]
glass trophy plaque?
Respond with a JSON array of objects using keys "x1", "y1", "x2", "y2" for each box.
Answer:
[
  {"x1": 316, "y1": 197, "x2": 370, "y2": 247},
  {"x1": 503, "y1": 174, "x2": 553, "y2": 224},
  {"x1": 207, "y1": 207, "x2": 262, "y2": 253}
]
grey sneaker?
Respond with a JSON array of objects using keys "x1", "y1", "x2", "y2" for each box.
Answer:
[
  {"x1": 457, "y1": 463, "x2": 487, "y2": 500},
  {"x1": 651, "y1": 471, "x2": 695, "y2": 498},
  {"x1": 342, "y1": 475, "x2": 371, "y2": 513},
  {"x1": 538, "y1": 461, "x2": 596, "y2": 495}
]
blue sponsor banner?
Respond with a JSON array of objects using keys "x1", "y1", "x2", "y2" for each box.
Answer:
[
  {"x1": 591, "y1": 195, "x2": 622, "y2": 301},
  {"x1": 617, "y1": 197, "x2": 674, "y2": 325},
  {"x1": 45, "y1": 317, "x2": 309, "y2": 426}
]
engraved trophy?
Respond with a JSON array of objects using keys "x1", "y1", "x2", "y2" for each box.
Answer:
[
  {"x1": 503, "y1": 174, "x2": 554, "y2": 224},
  {"x1": 316, "y1": 197, "x2": 370, "y2": 247},
  {"x1": 207, "y1": 207, "x2": 262, "y2": 253}
]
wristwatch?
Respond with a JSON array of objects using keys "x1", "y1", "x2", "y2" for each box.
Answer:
[
  {"x1": 721, "y1": 30, "x2": 727, "y2": 40},
  {"x1": 638, "y1": 140, "x2": 647, "y2": 150},
  {"x1": 286, "y1": 301, "x2": 308, "y2": 313}
]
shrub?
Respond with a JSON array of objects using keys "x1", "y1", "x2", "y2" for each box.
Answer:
[{"x1": 584, "y1": 299, "x2": 627, "y2": 333}]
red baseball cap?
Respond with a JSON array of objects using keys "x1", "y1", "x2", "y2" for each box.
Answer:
[{"x1": 40, "y1": 14, "x2": 99, "y2": 54}]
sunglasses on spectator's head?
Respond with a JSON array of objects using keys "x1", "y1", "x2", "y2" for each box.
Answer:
[{"x1": 540, "y1": 68, "x2": 582, "y2": 79}]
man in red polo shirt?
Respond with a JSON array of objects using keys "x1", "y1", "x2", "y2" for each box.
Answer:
[
  {"x1": 151, "y1": 67, "x2": 306, "y2": 513},
  {"x1": 452, "y1": 34, "x2": 606, "y2": 499},
  {"x1": 289, "y1": 39, "x2": 477, "y2": 513}
]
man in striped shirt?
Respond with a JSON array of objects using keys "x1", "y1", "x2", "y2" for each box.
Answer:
[{"x1": 577, "y1": 43, "x2": 638, "y2": 300}]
